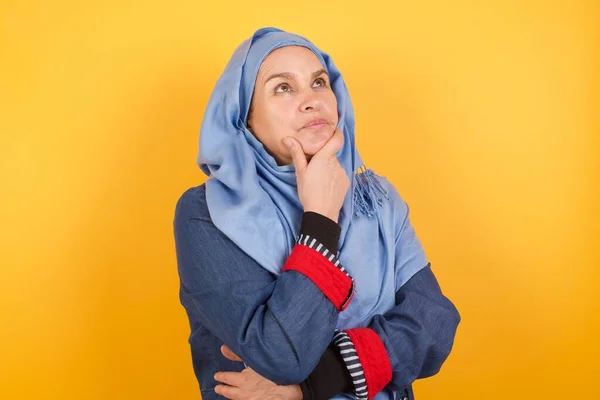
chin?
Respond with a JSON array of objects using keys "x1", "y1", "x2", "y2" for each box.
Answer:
[
  {"x1": 300, "y1": 144, "x2": 323, "y2": 156},
  {"x1": 301, "y1": 134, "x2": 332, "y2": 153}
]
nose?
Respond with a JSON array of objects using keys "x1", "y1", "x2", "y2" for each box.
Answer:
[{"x1": 299, "y1": 92, "x2": 321, "y2": 112}]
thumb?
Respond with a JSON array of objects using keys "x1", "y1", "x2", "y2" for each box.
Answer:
[
  {"x1": 316, "y1": 128, "x2": 344, "y2": 158},
  {"x1": 220, "y1": 345, "x2": 243, "y2": 362},
  {"x1": 283, "y1": 137, "x2": 307, "y2": 172}
]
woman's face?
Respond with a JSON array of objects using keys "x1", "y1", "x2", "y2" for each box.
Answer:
[{"x1": 247, "y1": 45, "x2": 339, "y2": 165}]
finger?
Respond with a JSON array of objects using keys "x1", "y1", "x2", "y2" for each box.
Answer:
[
  {"x1": 283, "y1": 137, "x2": 307, "y2": 172},
  {"x1": 214, "y1": 384, "x2": 241, "y2": 400},
  {"x1": 316, "y1": 128, "x2": 344, "y2": 158},
  {"x1": 214, "y1": 371, "x2": 245, "y2": 387},
  {"x1": 220, "y1": 345, "x2": 243, "y2": 362}
]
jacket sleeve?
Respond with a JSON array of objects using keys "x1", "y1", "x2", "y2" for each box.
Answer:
[
  {"x1": 302, "y1": 264, "x2": 460, "y2": 400},
  {"x1": 330, "y1": 202, "x2": 461, "y2": 400},
  {"x1": 173, "y1": 190, "x2": 354, "y2": 386},
  {"x1": 335, "y1": 264, "x2": 461, "y2": 400}
]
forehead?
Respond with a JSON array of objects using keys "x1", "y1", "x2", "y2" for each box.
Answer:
[{"x1": 257, "y1": 45, "x2": 324, "y2": 77}]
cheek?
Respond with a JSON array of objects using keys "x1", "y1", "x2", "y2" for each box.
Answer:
[
  {"x1": 266, "y1": 101, "x2": 297, "y2": 130},
  {"x1": 324, "y1": 92, "x2": 339, "y2": 121},
  {"x1": 262, "y1": 102, "x2": 297, "y2": 150}
]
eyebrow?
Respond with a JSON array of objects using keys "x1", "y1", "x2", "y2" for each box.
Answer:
[{"x1": 264, "y1": 68, "x2": 328, "y2": 85}]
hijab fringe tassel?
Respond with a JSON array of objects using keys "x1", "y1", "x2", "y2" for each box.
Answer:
[{"x1": 352, "y1": 166, "x2": 389, "y2": 219}]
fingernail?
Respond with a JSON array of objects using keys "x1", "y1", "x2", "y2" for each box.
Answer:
[
  {"x1": 214, "y1": 373, "x2": 220, "y2": 380},
  {"x1": 283, "y1": 138, "x2": 293, "y2": 147}
]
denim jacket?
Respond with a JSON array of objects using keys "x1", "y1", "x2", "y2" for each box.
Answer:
[{"x1": 174, "y1": 184, "x2": 460, "y2": 399}]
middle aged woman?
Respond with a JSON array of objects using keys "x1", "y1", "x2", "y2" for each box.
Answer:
[{"x1": 174, "y1": 27, "x2": 461, "y2": 400}]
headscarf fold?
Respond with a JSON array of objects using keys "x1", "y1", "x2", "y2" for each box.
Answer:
[{"x1": 197, "y1": 27, "x2": 423, "y2": 331}]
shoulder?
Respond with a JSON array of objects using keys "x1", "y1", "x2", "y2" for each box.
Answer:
[
  {"x1": 373, "y1": 174, "x2": 415, "y2": 244},
  {"x1": 376, "y1": 174, "x2": 409, "y2": 220},
  {"x1": 174, "y1": 183, "x2": 210, "y2": 223},
  {"x1": 173, "y1": 183, "x2": 225, "y2": 260}
]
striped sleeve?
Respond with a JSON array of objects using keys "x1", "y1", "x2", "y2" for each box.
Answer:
[
  {"x1": 283, "y1": 233, "x2": 355, "y2": 311},
  {"x1": 333, "y1": 330, "x2": 368, "y2": 399},
  {"x1": 333, "y1": 328, "x2": 393, "y2": 400}
]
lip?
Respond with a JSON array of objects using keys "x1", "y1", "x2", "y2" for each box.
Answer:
[{"x1": 302, "y1": 118, "x2": 328, "y2": 129}]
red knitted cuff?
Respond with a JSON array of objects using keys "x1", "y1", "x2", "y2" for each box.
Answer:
[
  {"x1": 346, "y1": 328, "x2": 392, "y2": 400},
  {"x1": 282, "y1": 243, "x2": 354, "y2": 311}
]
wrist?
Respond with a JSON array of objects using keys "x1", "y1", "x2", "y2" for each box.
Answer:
[
  {"x1": 278, "y1": 384, "x2": 303, "y2": 400},
  {"x1": 304, "y1": 208, "x2": 338, "y2": 224}
]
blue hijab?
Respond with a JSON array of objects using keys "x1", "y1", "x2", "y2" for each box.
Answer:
[{"x1": 197, "y1": 27, "x2": 425, "y2": 330}]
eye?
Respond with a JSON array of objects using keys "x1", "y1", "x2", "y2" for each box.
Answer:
[
  {"x1": 313, "y1": 77, "x2": 328, "y2": 88},
  {"x1": 274, "y1": 83, "x2": 292, "y2": 93}
]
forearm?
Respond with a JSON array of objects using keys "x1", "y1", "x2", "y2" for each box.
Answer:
[
  {"x1": 175, "y1": 189, "x2": 354, "y2": 385},
  {"x1": 300, "y1": 265, "x2": 460, "y2": 399}
]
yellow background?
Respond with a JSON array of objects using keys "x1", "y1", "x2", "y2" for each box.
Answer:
[{"x1": 1, "y1": 0, "x2": 598, "y2": 399}]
